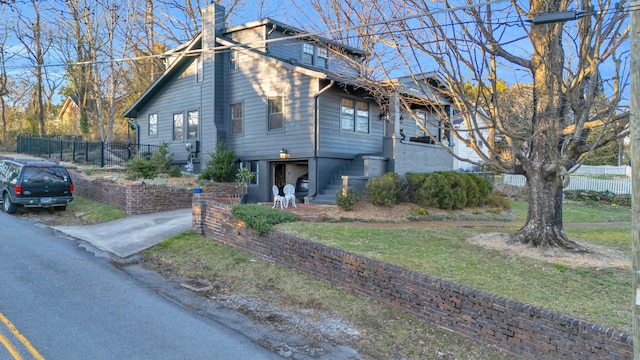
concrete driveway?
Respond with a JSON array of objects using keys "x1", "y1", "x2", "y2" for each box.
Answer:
[{"x1": 53, "y1": 208, "x2": 193, "y2": 258}]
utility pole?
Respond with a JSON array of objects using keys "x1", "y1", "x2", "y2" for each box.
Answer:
[{"x1": 631, "y1": 0, "x2": 640, "y2": 357}]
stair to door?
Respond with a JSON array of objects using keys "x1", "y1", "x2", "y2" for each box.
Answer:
[{"x1": 311, "y1": 157, "x2": 365, "y2": 205}]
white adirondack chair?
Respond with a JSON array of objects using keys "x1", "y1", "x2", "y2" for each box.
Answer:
[
  {"x1": 272, "y1": 185, "x2": 285, "y2": 209},
  {"x1": 283, "y1": 184, "x2": 297, "y2": 208}
]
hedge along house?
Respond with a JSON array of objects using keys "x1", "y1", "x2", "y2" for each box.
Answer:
[{"x1": 123, "y1": 3, "x2": 454, "y2": 204}]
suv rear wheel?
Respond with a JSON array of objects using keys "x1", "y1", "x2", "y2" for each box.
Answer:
[{"x1": 2, "y1": 193, "x2": 17, "y2": 214}]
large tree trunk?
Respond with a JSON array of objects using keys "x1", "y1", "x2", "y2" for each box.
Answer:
[
  {"x1": 509, "y1": 163, "x2": 583, "y2": 249},
  {"x1": 508, "y1": 0, "x2": 585, "y2": 250}
]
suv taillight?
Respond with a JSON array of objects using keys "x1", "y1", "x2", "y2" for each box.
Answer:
[
  {"x1": 69, "y1": 184, "x2": 74, "y2": 195},
  {"x1": 15, "y1": 184, "x2": 22, "y2": 195}
]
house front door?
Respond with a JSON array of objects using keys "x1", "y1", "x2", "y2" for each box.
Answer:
[{"x1": 274, "y1": 163, "x2": 286, "y2": 196}]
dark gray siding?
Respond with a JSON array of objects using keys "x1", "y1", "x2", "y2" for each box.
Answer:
[
  {"x1": 223, "y1": 54, "x2": 317, "y2": 161},
  {"x1": 137, "y1": 56, "x2": 216, "y2": 165},
  {"x1": 317, "y1": 88, "x2": 384, "y2": 158},
  {"x1": 266, "y1": 29, "x2": 361, "y2": 77}
]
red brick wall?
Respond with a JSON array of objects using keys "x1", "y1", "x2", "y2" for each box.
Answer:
[
  {"x1": 70, "y1": 171, "x2": 236, "y2": 215},
  {"x1": 192, "y1": 195, "x2": 633, "y2": 360}
]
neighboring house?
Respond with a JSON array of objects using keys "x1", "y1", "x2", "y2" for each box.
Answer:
[
  {"x1": 450, "y1": 109, "x2": 491, "y2": 171},
  {"x1": 56, "y1": 96, "x2": 82, "y2": 136},
  {"x1": 123, "y1": 3, "x2": 454, "y2": 204}
]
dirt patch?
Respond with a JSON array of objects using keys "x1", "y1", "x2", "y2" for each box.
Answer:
[{"x1": 468, "y1": 232, "x2": 631, "y2": 269}]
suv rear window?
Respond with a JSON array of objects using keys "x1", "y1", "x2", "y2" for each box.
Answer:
[{"x1": 22, "y1": 167, "x2": 69, "y2": 183}]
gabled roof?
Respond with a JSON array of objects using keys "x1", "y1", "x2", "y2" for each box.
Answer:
[
  {"x1": 58, "y1": 95, "x2": 80, "y2": 119},
  {"x1": 123, "y1": 34, "x2": 202, "y2": 118},
  {"x1": 382, "y1": 73, "x2": 452, "y2": 105},
  {"x1": 222, "y1": 18, "x2": 367, "y2": 58},
  {"x1": 123, "y1": 30, "x2": 370, "y2": 118}
]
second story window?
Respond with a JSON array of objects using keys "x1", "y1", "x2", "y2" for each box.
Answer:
[
  {"x1": 229, "y1": 49, "x2": 238, "y2": 71},
  {"x1": 231, "y1": 103, "x2": 243, "y2": 134},
  {"x1": 317, "y1": 47, "x2": 328, "y2": 69},
  {"x1": 173, "y1": 113, "x2": 183, "y2": 141},
  {"x1": 355, "y1": 101, "x2": 369, "y2": 133},
  {"x1": 148, "y1": 113, "x2": 157, "y2": 136},
  {"x1": 268, "y1": 96, "x2": 284, "y2": 131},
  {"x1": 341, "y1": 98, "x2": 369, "y2": 133},
  {"x1": 187, "y1": 110, "x2": 199, "y2": 139},
  {"x1": 302, "y1": 43, "x2": 314, "y2": 65}
]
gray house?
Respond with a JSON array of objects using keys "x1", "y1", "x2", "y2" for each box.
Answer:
[{"x1": 123, "y1": 3, "x2": 454, "y2": 204}]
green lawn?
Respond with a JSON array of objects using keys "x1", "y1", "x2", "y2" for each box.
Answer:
[
  {"x1": 140, "y1": 199, "x2": 633, "y2": 359},
  {"x1": 277, "y1": 201, "x2": 633, "y2": 333}
]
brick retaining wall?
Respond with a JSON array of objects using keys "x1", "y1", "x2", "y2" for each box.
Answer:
[
  {"x1": 192, "y1": 194, "x2": 633, "y2": 359},
  {"x1": 70, "y1": 170, "x2": 237, "y2": 215}
]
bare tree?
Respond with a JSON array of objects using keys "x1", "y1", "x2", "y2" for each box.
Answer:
[
  {"x1": 380, "y1": 0, "x2": 629, "y2": 248},
  {"x1": 309, "y1": 0, "x2": 628, "y2": 248},
  {"x1": 152, "y1": 0, "x2": 243, "y2": 45},
  {"x1": 14, "y1": 0, "x2": 55, "y2": 137}
]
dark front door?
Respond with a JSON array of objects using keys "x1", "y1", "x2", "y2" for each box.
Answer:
[{"x1": 274, "y1": 163, "x2": 286, "y2": 196}]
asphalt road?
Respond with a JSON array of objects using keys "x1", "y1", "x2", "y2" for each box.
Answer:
[{"x1": 0, "y1": 212, "x2": 281, "y2": 360}]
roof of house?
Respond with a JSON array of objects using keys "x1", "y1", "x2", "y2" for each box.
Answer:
[
  {"x1": 222, "y1": 18, "x2": 367, "y2": 57},
  {"x1": 123, "y1": 22, "x2": 369, "y2": 118},
  {"x1": 123, "y1": 34, "x2": 202, "y2": 118}
]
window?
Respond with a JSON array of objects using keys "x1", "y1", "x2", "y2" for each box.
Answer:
[
  {"x1": 416, "y1": 112, "x2": 427, "y2": 137},
  {"x1": 355, "y1": 101, "x2": 369, "y2": 133},
  {"x1": 240, "y1": 161, "x2": 259, "y2": 185},
  {"x1": 187, "y1": 110, "x2": 199, "y2": 139},
  {"x1": 173, "y1": 113, "x2": 183, "y2": 141},
  {"x1": 196, "y1": 56, "x2": 203, "y2": 83},
  {"x1": 341, "y1": 98, "x2": 369, "y2": 133},
  {"x1": 302, "y1": 43, "x2": 314, "y2": 65},
  {"x1": 340, "y1": 99, "x2": 355, "y2": 131},
  {"x1": 317, "y1": 47, "x2": 328, "y2": 69},
  {"x1": 229, "y1": 49, "x2": 238, "y2": 71},
  {"x1": 231, "y1": 103, "x2": 243, "y2": 134},
  {"x1": 148, "y1": 113, "x2": 157, "y2": 136},
  {"x1": 268, "y1": 96, "x2": 283, "y2": 130}
]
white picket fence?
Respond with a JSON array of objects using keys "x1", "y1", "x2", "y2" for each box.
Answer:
[
  {"x1": 570, "y1": 165, "x2": 631, "y2": 177},
  {"x1": 502, "y1": 174, "x2": 631, "y2": 194}
]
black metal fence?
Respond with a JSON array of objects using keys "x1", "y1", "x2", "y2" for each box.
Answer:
[{"x1": 16, "y1": 135, "x2": 161, "y2": 168}]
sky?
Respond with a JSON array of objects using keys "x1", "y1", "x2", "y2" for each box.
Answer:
[{"x1": 1, "y1": 0, "x2": 630, "y2": 107}]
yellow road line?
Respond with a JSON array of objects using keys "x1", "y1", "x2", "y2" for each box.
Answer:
[
  {"x1": 0, "y1": 311, "x2": 44, "y2": 360},
  {"x1": 0, "y1": 330, "x2": 23, "y2": 360}
]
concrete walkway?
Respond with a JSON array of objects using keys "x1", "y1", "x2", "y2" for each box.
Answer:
[{"x1": 53, "y1": 208, "x2": 193, "y2": 258}]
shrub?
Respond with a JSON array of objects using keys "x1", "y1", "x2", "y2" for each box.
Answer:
[
  {"x1": 199, "y1": 142, "x2": 236, "y2": 182},
  {"x1": 404, "y1": 172, "x2": 429, "y2": 206},
  {"x1": 461, "y1": 173, "x2": 480, "y2": 207},
  {"x1": 124, "y1": 142, "x2": 175, "y2": 179},
  {"x1": 151, "y1": 142, "x2": 173, "y2": 174},
  {"x1": 366, "y1": 172, "x2": 401, "y2": 206},
  {"x1": 440, "y1": 172, "x2": 467, "y2": 210},
  {"x1": 336, "y1": 187, "x2": 361, "y2": 211},
  {"x1": 486, "y1": 193, "x2": 511, "y2": 210},
  {"x1": 167, "y1": 166, "x2": 183, "y2": 177},
  {"x1": 231, "y1": 204, "x2": 300, "y2": 234},
  {"x1": 468, "y1": 173, "x2": 492, "y2": 206},
  {"x1": 564, "y1": 190, "x2": 631, "y2": 207},
  {"x1": 125, "y1": 154, "x2": 158, "y2": 179},
  {"x1": 423, "y1": 173, "x2": 453, "y2": 209},
  {"x1": 411, "y1": 207, "x2": 429, "y2": 216}
]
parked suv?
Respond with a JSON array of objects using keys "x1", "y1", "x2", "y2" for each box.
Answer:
[{"x1": 0, "y1": 158, "x2": 74, "y2": 214}]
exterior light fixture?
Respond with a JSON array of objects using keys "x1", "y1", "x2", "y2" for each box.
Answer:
[{"x1": 279, "y1": 148, "x2": 289, "y2": 159}]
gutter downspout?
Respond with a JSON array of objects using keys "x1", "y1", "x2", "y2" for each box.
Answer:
[{"x1": 309, "y1": 80, "x2": 334, "y2": 198}]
